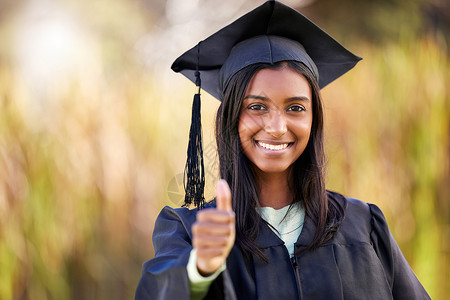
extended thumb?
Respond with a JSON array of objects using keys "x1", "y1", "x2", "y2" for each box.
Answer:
[{"x1": 216, "y1": 179, "x2": 232, "y2": 211}]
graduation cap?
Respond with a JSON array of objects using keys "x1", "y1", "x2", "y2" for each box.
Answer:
[{"x1": 171, "y1": 0, "x2": 362, "y2": 208}]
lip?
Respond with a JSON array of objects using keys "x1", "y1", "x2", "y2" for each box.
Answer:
[{"x1": 255, "y1": 140, "x2": 294, "y2": 153}]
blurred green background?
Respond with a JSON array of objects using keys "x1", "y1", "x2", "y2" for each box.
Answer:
[{"x1": 0, "y1": 0, "x2": 448, "y2": 299}]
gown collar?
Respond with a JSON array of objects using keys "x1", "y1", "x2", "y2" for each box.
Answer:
[{"x1": 256, "y1": 212, "x2": 316, "y2": 250}]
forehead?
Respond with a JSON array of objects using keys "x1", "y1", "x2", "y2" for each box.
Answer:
[{"x1": 245, "y1": 66, "x2": 311, "y2": 96}]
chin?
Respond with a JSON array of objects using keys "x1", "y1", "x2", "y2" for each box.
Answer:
[{"x1": 252, "y1": 163, "x2": 293, "y2": 176}]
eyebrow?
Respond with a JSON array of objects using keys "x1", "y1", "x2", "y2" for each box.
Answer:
[{"x1": 243, "y1": 95, "x2": 310, "y2": 102}]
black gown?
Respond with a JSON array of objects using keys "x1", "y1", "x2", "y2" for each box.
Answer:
[{"x1": 135, "y1": 196, "x2": 430, "y2": 300}]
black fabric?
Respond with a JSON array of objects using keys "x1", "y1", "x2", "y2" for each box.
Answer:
[
  {"x1": 218, "y1": 35, "x2": 319, "y2": 95},
  {"x1": 171, "y1": 0, "x2": 362, "y2": 100},
  {"x1": 135, "y1": 197, "x2": 430, "y2": 300}
]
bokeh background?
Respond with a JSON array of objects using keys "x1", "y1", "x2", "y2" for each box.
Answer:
[{"x1": 0, "y1": 0, "x2": 448, "y2": 299}]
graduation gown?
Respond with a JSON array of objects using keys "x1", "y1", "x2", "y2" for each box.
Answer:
[{"x1": 135, "y1": 197, "x2": 430, "y2": 300}]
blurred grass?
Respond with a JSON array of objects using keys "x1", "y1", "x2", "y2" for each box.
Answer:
[
  {"x1": 324, "y1": 38, "x2": 449, "y2": 299},
  {"x1": 0, "y1": 3, "x2": 449, "y2": 300}
]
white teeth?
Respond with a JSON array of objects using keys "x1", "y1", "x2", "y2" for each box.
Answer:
[{"x1": 258, "y1": 142, "x2": 289, "y2": 151}]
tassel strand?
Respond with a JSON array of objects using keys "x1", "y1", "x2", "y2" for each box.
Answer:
[{"x1": 183, "y1": 42, "x2": 205, "y2": 209}]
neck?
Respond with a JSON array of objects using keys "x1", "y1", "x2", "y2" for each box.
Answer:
[{"x1": 254, "y1": 169, "x2": 294, "y2": 209}]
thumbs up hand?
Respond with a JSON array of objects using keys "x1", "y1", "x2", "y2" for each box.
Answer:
[{"x1": 192, "y1": 180, "x2": 236, "y2": 276}]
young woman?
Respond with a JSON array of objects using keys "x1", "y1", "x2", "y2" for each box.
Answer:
[{"x1": 136, "y1": 1, "x2": 430, "y2": 299}]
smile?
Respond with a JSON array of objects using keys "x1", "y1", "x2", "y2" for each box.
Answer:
[{"x1": 257, "y1": 141, "x2": 291, "y2": 151}]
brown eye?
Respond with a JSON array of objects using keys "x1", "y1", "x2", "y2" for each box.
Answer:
[
  {"x1": 248, "y1": 104, "x2": 266, "y2": 111},
  {"x1": 287, "y1": 105, "x2": 305, "y2": 112}
]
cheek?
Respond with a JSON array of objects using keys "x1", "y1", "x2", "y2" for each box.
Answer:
[
  {"x1": 238, "y1": 113, "x2": 261, "y2": 142},
  {"x1": 302, "y1": 120, "x2": 313, "y2": 135},
  {"x1": 290, "y1": 117, "x2": 313, "y2": 137}
]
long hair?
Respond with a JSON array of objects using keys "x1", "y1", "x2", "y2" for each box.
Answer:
[{"x1": 215, "y1": 61, "x2": 346, "y2": 261}]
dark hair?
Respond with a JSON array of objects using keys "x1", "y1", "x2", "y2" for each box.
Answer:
[{"x1": 215, "y1": 61, "x2": 346, "y2": 261}]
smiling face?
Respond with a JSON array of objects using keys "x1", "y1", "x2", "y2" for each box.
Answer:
[{"x1": 238, "y1": 64, "x2": 313, "y2": 177}]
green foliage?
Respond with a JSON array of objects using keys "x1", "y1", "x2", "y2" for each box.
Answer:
[{"x1": 324, "y1": 38, "x2": 449, "y2": 300}]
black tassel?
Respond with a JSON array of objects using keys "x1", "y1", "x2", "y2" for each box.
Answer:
[{"x1": 183, "y1": 44, "x2": 205, "y2": 209}]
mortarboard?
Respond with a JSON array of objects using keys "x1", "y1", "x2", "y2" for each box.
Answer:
[{"x1": 171, "y1": 0, "x2": 362, "y2": 208}]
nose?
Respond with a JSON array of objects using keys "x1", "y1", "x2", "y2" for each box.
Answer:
[{"x1": 264, "y1": 110, "x2": 287, "y2": 138}]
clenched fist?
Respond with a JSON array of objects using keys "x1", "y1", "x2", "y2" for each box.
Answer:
[{"x1": 191, "y1": 180, "x2": 236, "y2": 276}]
